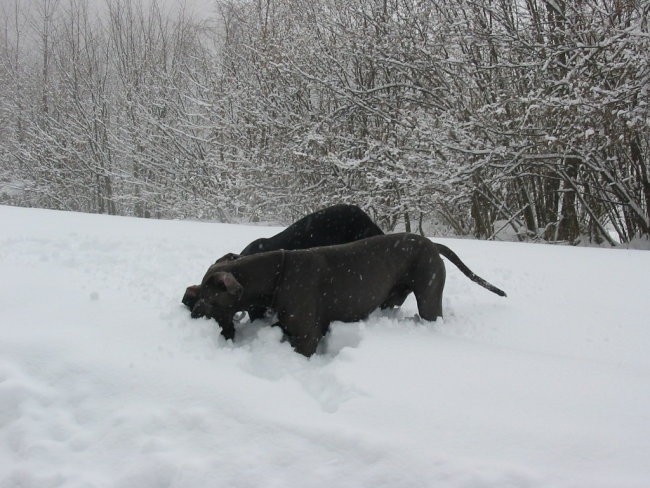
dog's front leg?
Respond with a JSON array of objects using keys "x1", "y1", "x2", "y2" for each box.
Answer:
[
  {"x1": 287, "y1": 330, "x2": 321, "y2": 357},
  {"x1": 217, "y1": 318, "x2": 235, "y2": 341},
  {"x1": 247, "y1": 305, "x2": 268, "y2": 322},
  {"x1": 277, "y1": 283, "x2": 324, "y2": 356},
  {"x1": 281, "y1": 314, "x2": 325, "y2": 357}
]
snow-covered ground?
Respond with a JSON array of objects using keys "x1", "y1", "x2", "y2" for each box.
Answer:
[{"x1": 1, "y1": 205, "x2": 649, "y2": 488}]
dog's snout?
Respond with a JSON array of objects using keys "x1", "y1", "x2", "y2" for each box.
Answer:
[{"x1": 191, "y1": 300, "x2": 208, "y2": 319}]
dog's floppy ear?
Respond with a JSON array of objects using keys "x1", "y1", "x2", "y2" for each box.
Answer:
[
  {"x1": 214, "y1": 253, "x2": 241, "y2": 264},
  {"x1": 182, "y1": 285, "x2": 201, "y2": 308},
  {"x1": 213, "y1": 271, "x2": 244, "y2": 299}
]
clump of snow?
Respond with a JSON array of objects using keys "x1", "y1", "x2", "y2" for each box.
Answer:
[{"x1": 1, "y1": 205, "x2": 649, "y2": 488}]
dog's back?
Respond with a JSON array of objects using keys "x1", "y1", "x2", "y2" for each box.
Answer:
[{"x1": 240, "y1": 204, "x2": 382, "y2": 255}]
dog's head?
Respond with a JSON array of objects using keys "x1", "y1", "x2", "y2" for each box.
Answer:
[
  {"x1": 182, "y1": 253, "x2": 242, "y2": 316},
  {"x1": 191, "y1": 270, "x2": 244, "y2": 323}
]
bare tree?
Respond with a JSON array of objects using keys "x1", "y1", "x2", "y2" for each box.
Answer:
[{"x1": 0, "y1": 0, "x2": 647, "y2": 244}]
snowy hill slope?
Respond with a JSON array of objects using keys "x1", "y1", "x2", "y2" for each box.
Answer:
[{"x1": 1, "y1": 205, "x2": 649, "y2": 488}]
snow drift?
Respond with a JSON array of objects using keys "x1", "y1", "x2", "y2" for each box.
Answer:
[{"x1": 1, "y1": 205, "x2": 649, "y2": 488}]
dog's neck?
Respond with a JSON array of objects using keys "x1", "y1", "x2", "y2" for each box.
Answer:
[
  {"x1": 234, "y1": 250, "x2": 286, "y2": 308},
  {"x1": 271, "y1": 250, "x2": 286, "y2": 309}
]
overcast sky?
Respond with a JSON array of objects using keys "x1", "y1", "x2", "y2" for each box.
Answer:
[
  {"x1": 1, "y1": 0, "x2": 219, "y2": 23},
  {"x1": 1, "y1": 0, "x2": 220, "y2": 48}
]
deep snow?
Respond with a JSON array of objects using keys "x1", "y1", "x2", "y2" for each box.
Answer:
[{"x1": 1, "y1": 205, "x2": 649, "y2": 488}]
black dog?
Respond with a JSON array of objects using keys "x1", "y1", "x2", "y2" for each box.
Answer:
[
  {"x1": 240, "y1": 203, "x2": 383, "y2": 255},
  {"x1": 183, "y1": 204, "x2": 383, "y2": 318},
  {"x1": 190, "y1": 233, "x2": 506, "y2": 356}
]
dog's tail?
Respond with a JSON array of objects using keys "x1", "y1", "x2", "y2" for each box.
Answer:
[{"x1": 434, "y1": 243, "x2": 507, "y2": 297}]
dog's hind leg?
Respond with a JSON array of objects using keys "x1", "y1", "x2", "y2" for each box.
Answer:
[
  {"x1": 413, "y1": 261, "x2": 446, "y2": 322},
  {"x1": 380, "y1": 285, "x2": 410, "y2": 309},
  {"x1": 414, "y1": 277, "x2": 444, "y2": 321}
]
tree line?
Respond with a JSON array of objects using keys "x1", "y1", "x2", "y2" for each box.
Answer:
[{"x1": 1, "y1": 0, "x2": 648, "y2": 244}]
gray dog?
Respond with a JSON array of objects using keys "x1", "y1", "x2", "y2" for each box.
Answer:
[{"x1": 190, "y1": 233, "x2": 506, "y2": 357}]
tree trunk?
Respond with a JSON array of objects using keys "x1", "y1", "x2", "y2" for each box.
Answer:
[{"x1": 555, "y1": 158, "x2": 580, "y2": 242}]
